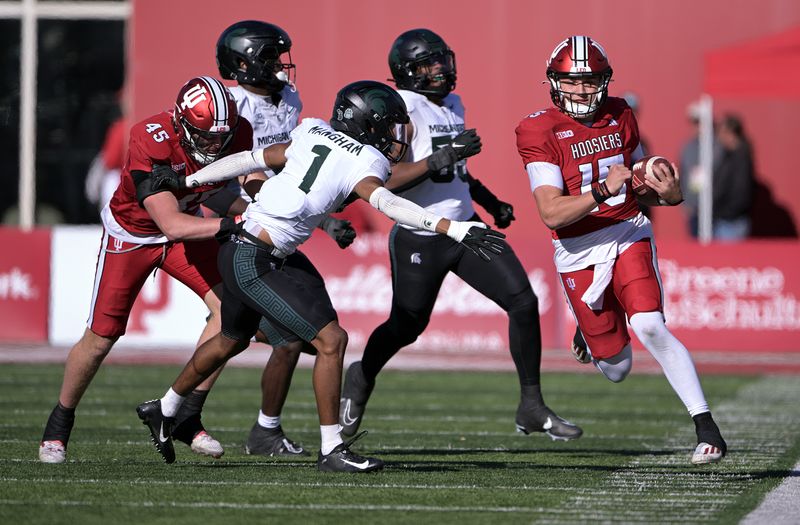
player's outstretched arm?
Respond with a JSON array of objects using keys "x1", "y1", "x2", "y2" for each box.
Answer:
[
  {"x1": 355, "y1": 177, "x2": 505, "y2": 261},
  {"x1": 180, "y1": 143, "x2": 290, "y2": 188}
]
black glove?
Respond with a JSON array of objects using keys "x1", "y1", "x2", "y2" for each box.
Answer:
[
  {"x1": 492, "y1": 202, "x2": 515, "y2": 228},
  {"x1": 322, "y1": 218, "x2": 357, "y2": 249},
  {"x1": 426, "y1": 129, "x2": 482, "y2": 171},
  {"x1": 462, "y1": 226, "x2": 506, "y2": 262},
  {"x1": 468, "y1": 177, "x2": 516, "y2": 229},
  {"x1": 150, "y1": 164, "x2": 185, "y2": 192},
  {"x1": 214, "y1": 216, "x2": 243, "y2": 245}
]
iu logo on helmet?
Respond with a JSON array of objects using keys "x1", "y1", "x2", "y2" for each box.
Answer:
[
  {"x1": 180, "y1": 84, "x2": 208, "y2": 110},
  {"x1": 566, "y1": 277, "x2": 576, "y2": 290}
]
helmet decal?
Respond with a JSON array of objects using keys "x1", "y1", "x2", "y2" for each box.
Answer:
[
  {"x1": 173, "y1": 76, "x2": 239, "y2": 165},
  {"x1": 330, "y1": 80, "x2": 410, "y2": 162}
]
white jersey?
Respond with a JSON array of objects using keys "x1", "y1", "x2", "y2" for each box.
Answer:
[
  {"x1": 227, "y1": 85, "x2": 302, "y2": 200},
  {"x1": 242, "y1": 118, "x2": 390, "y2": 255},
  {"x1": 395, "y1": 89, "x2": 475, "y2": 234}
]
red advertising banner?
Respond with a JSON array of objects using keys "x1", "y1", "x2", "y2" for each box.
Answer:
[
  {"x1": 300, "y1": 234, "x2": 800, "y2": 359},
  {"x1": 0, "y1": 227, "x2": 51, "y2": 342},
  {"x1": 656, "y1": 241, "x2": 800, "y2": 352},
  {"x1": 297, "y1": 231, "x2": 561, "y2": 367}
]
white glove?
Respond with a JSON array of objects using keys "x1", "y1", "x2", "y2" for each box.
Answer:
[{"x1": 446, "y1": 220, "x2": 487, "y2": 242}]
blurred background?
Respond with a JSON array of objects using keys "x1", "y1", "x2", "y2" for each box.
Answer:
[{"x1": 1, "y1": 0, "x2": 799, "y2": 371}]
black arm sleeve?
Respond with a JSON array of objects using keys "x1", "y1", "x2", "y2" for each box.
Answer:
[
  {"x1": 466, "y1": 172, "x2": 502, "y2": 213},
  {"x1": 133, "y1": 169, "x2": 172, "y2": 208}
]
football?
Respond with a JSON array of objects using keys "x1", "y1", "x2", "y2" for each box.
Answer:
[{"x1": 631, "y1": 155, "x2": 674, "y2": 196}]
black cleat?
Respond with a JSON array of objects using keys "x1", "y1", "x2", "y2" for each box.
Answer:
[
  {"x1": 516, "y1": 402, "x2": 583, "y2": 441},
  {"x1": 245, "y1": 424, "x2": 309, "y2": 457},
  {"x1": 317, "y1": 432, "x2": 383, "y2": 473},
  {"x1": 339, "y1": 361, "x2": 375, "y2": 438},
  {"x1": 136, "y1": 399, "x2": 176, "y2": 464}
]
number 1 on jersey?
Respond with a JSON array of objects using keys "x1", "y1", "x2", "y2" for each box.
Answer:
[{"x1": 299, "y1": 145, "x2": 331, "y2": 193}]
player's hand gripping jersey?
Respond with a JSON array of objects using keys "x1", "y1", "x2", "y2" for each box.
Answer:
[
  {"x1": 241, "y1": 118, "x2": 390, "y2": 254},
  {"x1": 515, "y1": 97, "x2": 642, "y2": 239},
  {"x1": 104, "y1": 111, "x2": 253, "y2": 243}
]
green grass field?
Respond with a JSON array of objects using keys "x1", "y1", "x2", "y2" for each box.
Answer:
[{"x1": 2, "y1": 364, "x2": 799, "y2": 524}]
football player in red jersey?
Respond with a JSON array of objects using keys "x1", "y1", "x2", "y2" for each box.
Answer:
[
  {"x1": 516, "y1": 36, "x2": 727, "y2": 465},
  {"x1": 39, "y1": 76, "x2": 253, "y2": 464}
]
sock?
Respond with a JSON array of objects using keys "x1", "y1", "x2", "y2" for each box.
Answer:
[
  {"x1": 693, "y1": 412, "x2": 727, "y2": 453},
  {"x1": 258, "y1": 411, "x2": 281, "y2": 429},
  {"x1": 160, "y1": 388, "x2": 185, "y2": 418},
  {"x1": 320, "y1": 424, "x2": 343, "y2": 455},
  {"x1": 42, "y1": 403, "x2": 76, "y2": 444},
  {"x1": 520, "y1": 384, "x2": 544, "y2": 406},
  {"x1": 174, "y1": 389, "x2": 209, "y2": 424},
  {"x1": 629, "y1": 312, "x2": 708, "y2": 414}
]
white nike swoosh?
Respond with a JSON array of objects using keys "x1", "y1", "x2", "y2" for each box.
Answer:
[
  {"x1": 282, "y1": 439, "x2": 302, "y2": 454},
  {"x1": 341, "y1": 400, "x2": 359, "y2": 427},
  {"x1": 159, "y1": 422, "x2": 168, "y2": 442},
  {"x1": 341, "y1": 458, "x2": 371, "y2": 469},
  {"x1": 542, "y1": 417, "x2": 553, "y2": 430}
]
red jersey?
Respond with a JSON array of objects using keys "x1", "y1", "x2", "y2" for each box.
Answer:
[
  {"x1": 515, "y1": 97, "x2": 641, "y2": 239},
  {"x1": 108, "y1": 111, "x2": 253, "y2": 236}
]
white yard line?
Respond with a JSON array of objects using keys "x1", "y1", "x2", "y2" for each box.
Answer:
[
  {"x1": 0, "y1": 498, "x2": 538, "y2": 513},
  {"x1": 740, "y1": 458, "x2": 800, "y2": 525},
  {"x1": 531, "y1": 376, "x2": 800, "y2": 524}
]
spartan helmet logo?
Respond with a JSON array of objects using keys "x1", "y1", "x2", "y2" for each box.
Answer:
[{"x1": 365, "y1": 89, "x2": 389, "y2": 117}]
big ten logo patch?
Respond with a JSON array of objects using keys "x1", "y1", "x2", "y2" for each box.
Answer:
[{"x1": 128, "y1": 270, "x2": 171, "y2": 333}]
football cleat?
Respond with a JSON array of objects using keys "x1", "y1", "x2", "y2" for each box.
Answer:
[
  {"x1": 136, "y1": 399, "x2": 176, "y2": 464},
  {"x1": 245, "y1": 424, "x2": 309, "y2": 457},
  {"x1": 691, "y1": 442, "x2": 725, "y2": 464},
  {"x1": 516, "y1": 403, "x2": 583, "y2": 441},
  {"x1": 38, "y1": 440, "x2": 67, "y2": 464},
  {"x1": 172, "y1": 413, "x2": 224, "y2": 458},
  {"x1": 317, "y1": 432, "x2": 384, "y2": 473},
  {"x1": 190, "y1": 431, "x2": 224, "y2": 458},
  {"x1": 692, "y1": 412, "x2": 727, "y2": 464},
  {"x1": 339, "y1": 361, "x2": 375, "y2": 438},
  {"x1": 571, "y1": 329, "x2": 592, "y2": 364}
]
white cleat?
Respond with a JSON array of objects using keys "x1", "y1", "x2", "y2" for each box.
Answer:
[
  {"x1": 39, "y1": 440, "x2": 67, "y2": 464},
  {"x1": 691, "y1": 442, "x2": 724, "y2": 465},
  {"x1": 190, "y1": 431, "x2": 224, "y2": 458}
]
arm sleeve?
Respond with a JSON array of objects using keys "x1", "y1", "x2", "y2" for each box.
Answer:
[
  {"x1": 184, "y1": 150, "x2": 269, "y2": 187},
  {"x1": 368, "y1": 186, "x2": 443, "y2": 233},
  {"x1": 526, "y1": 162, "x2": 564, "y2": 191}
]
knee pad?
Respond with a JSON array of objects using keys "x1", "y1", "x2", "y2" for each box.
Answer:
[
  {"x1": 629, "y1": 312, "x2": 670, "y2": 349},
  {"x1": 594, "y1": 344, "x2": 632, "y2": 383}
]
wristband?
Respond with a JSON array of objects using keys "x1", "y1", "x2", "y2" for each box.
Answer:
[{"x1": 591, "y1": 182, "x2": 609, "y2": 204}]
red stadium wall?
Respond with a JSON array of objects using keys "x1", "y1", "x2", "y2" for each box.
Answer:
[
  {"x1": 130, "y1": 0, "x2": 800, "y2": 244},
  {"x1": 0, "y1": 227, "x2": 50, "y2": 342}
]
